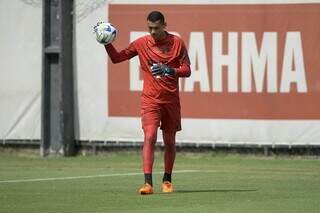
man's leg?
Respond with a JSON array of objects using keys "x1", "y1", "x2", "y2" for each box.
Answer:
[
  {"x1": 163, "y1": 130, "x2": 176, "y2": 177},
  {"x1": 142, "y1": 125, "x2": 158, "y2": 185},
  {"x1": 139, "y1": 125, "x2": 158, "y2": 195},
  {"x1": 139, "y1": 102, "x2": 161, "y2": 194},
  {"x1": 162, "y1": 130, "x2": 176, "y2": 193},
  {"x1": 160, "y1": 102, "x2": 180, "y2": 193}
]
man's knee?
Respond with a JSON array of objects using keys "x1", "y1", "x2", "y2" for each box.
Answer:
[
  {"x1": 144, "y1": 125, "x2": 158, "y2": 143},
  {"x1": 163, "y1": 131, "x2": 176, "y2": 145}
]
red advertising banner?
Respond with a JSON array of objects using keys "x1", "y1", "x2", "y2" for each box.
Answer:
[{"x1": 108, "y1": 4, "x2": 320, "y2": 119}]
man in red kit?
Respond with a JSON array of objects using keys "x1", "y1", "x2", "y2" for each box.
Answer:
[{"x1": 103, "y1": 11, "x2": 191, "y2": 195}]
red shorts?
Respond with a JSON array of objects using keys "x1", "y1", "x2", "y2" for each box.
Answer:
[{"x1": 141, "y1": 102, "x2": 181, "y2": 132}]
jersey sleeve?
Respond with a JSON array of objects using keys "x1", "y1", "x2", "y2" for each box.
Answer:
[
  {"x1": 104, "y1": 41, "x2": 138, "y2": 63},
  {"x1": 175, "y1": 40, "x2": 191, "y2": 77}
]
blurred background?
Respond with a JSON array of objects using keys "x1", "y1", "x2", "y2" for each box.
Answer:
[{"x1": 1, "y1": 0, "x2": 320, "y2": 156}]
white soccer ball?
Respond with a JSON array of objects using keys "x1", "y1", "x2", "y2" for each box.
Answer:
[{"x1": 94, "y1": 22, "x2": 117, "y2": 45}]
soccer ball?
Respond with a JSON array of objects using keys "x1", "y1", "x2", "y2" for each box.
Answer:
[{"x1": 94, "y1": 22, "x2": 117, "y2": 45}]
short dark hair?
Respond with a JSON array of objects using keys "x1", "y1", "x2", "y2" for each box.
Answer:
[{"x1": 147, "y1": 11, "x2": 165, "y2": 24}]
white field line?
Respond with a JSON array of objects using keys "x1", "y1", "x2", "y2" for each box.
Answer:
[{"x1": 0, "y1": 170, "x2": 199, "y2": 184}]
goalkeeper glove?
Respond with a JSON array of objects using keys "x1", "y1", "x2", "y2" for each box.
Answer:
[
  {"x1": 150, "y1": 63, "x2": 175, "y2": 77},
  {"x1": 93, "y1": 21, "x2": 103, "y2": 33}
]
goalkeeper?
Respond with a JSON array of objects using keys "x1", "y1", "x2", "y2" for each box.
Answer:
[{"x1": 97, "y1": 11, "x2": 191, "y2": 195}]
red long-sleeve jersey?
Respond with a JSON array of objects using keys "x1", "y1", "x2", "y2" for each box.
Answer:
[{"x1": 105, "y1": 32, "x2": 191, "y2": 104}]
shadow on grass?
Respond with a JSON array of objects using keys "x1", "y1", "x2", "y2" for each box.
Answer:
[{"x1": 174, "y1": 189, "x2": 258, "y2": 193}]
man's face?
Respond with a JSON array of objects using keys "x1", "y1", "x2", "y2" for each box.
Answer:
[{"x1": 147, "y1": 20, "x2": 166, "y2": 41}]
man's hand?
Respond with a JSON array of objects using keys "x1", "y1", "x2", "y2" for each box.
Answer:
[
  {"x1": 93, "y1": 21, "x2": 103, "y2": 33},
  {"x1": 150, "y1": 63, "x2": 175, "y2": 77}
]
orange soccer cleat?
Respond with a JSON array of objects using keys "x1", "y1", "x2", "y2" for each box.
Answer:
[
  {"x1": 162, "y1": 181, "x2": 174, "y2": 193},
  {"x1": 138, "y1": 183, "x2": 154, "y2": 195}
]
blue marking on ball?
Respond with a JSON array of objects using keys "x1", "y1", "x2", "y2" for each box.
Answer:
[{"x1": 105, "y1": 25, "x2": 112, "y2": 32}]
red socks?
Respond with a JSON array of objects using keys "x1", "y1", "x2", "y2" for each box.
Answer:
[
  {"x1": 163, "y1": 131, "x2": 176, "y2": 174},
  {"x1": 142, "y1": 125, "x2": 157, "y2": 174},
  {"x1": 142, "y1": 126, "x2": 176, "y2": 181}
]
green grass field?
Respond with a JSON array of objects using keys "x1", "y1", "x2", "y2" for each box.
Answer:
[{"x1": 0, "y1": 150, "x2": 319, "y2": 213}]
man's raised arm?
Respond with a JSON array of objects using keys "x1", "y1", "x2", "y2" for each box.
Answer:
[{"x1": 104, "y1": 43, "x2": 137, "y2": 64}]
